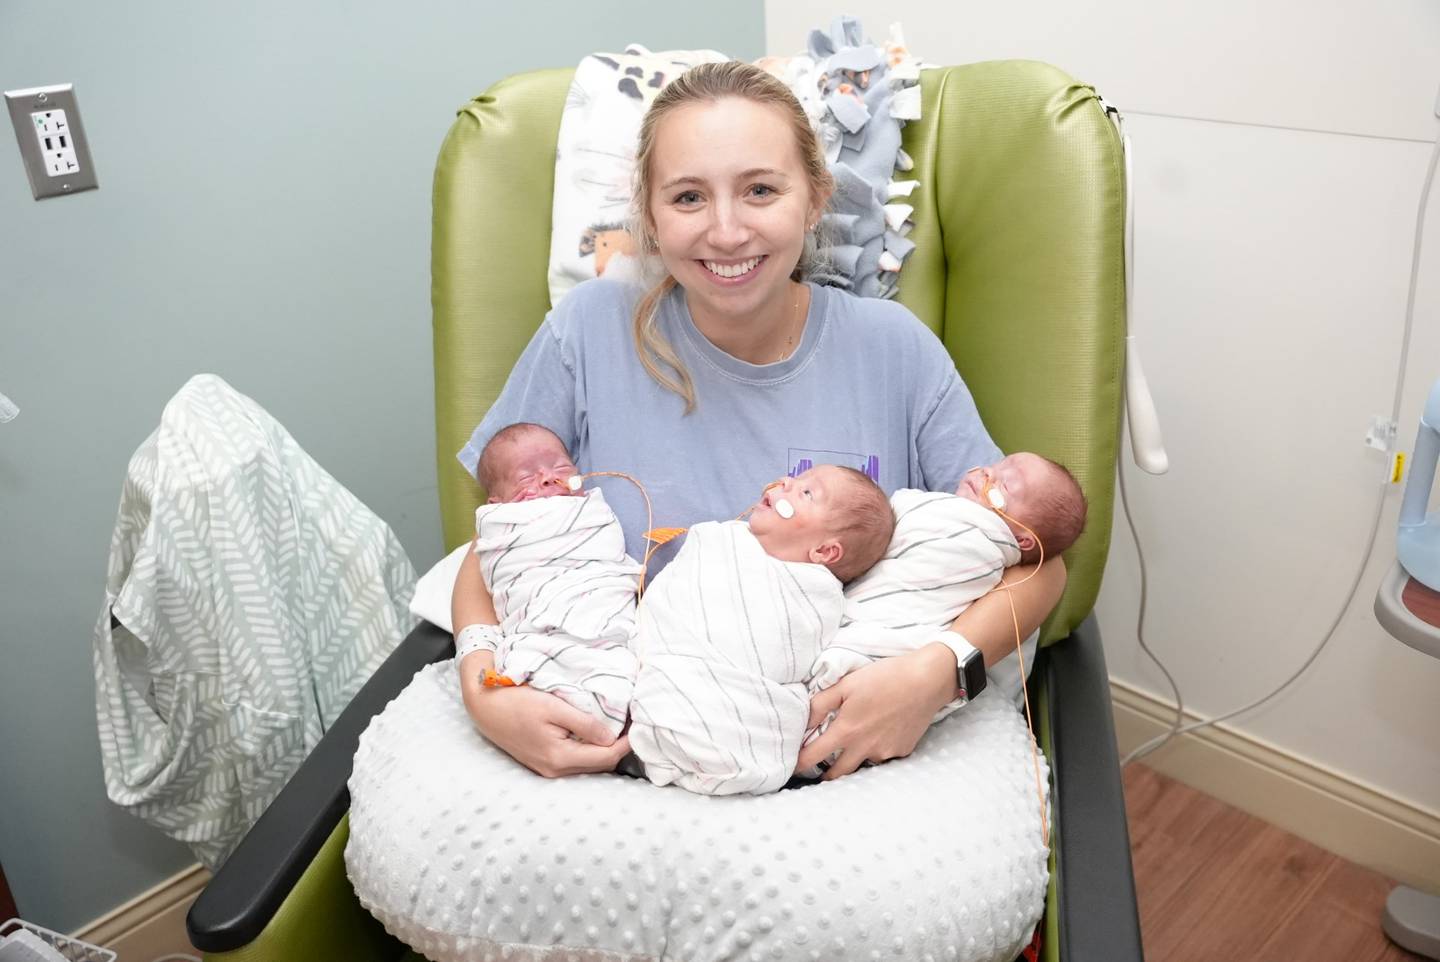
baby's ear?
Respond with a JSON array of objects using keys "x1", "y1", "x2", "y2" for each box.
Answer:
[
  {"x1": 486, "y1": 493, "x2": 502, "y2": 504},
  {"x1": 1014, "y1": 529, "x2": 1037, "y2": 552},
  {"x1": 809, "y1": 540, "x2": 844, "y2": 567}
]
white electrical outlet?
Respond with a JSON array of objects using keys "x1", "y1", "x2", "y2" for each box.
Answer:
[
  {"x1": 1366, "y1": 414, "x2": 1398, "y2": 452},
  {"x1": 4, "y1": 83, "x2": 98, "y2": 199},
  {"x1": 32, "y1": 108, "x2": 80, "y2": 176}
]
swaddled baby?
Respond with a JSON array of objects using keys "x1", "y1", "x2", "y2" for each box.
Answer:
[
  {"x1": 808, "y1": 453, "x2": 1088, "y2": 719},
  {"x1": 626, "y1": 465, "x2": 895, "y2": 796},
  {"x1": 457, "y1": 423, "x2": 641, "y2": 737}
]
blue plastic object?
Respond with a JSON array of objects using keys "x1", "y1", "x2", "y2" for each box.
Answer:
[{"x1": 1397, "y1": 378, "x2": 1440, "y2": 591}]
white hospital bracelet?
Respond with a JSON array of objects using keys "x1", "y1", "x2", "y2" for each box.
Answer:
[{"x1": 455, "y1": 623, "x2": 501, "y2": 662}]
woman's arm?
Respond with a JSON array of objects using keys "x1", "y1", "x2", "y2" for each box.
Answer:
[
  {"x1": 458, "y1": 651, "x2": 631, "y2": 777},
  {"x1": 451, "y1": 537, "x2": 496, "y2": 633},
  {"x1": 949, "y1": 555, "x2": 1067, "y2": 668},
  {"x1": 453, "y1": 541, "x2": 630, "y2": 777},
  {"x1": 796, "y1": 555, "x2": 1066, "y2": 779}
]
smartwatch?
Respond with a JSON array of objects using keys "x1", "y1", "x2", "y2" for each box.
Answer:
[{"x1": 934, "y1": 631, "x2": 987, "y2": 705}]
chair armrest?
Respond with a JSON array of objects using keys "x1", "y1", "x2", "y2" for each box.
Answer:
[
  {"x1": 1044, "y1": 615, "x2": 1145, "y2": 961},
  {"x1": 186, "y1": 620, "x2": 454, "y2": 952}
]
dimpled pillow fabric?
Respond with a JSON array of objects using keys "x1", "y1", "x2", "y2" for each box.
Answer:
[{"x1": 346, "y1": 659, "x2": 1049, "y2": 962}]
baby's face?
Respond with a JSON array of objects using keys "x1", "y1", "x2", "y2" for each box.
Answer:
[
  {"x1": 956, "y1": 452, "x2": 1052, "y2": 520},
  {"x1": 486, "y1": 433, "x2": 579, "y2": 504},
  {"x1": 748, "y1": 465, "x2": 847, "y2": 565}
]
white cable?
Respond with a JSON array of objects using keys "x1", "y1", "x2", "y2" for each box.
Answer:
[
  {"x1": 1122, "y1": 121, "x2": 1440, "y2": 766},
  {"x1": 1114, "y1": 445, "x2": 1185, "y2": 761}
]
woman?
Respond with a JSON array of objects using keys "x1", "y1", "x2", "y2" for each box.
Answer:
[{"x1": 452, "y1": 61, "x2": 1066, "y2": 781}]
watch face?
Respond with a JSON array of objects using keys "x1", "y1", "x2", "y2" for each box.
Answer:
[{"x1": 959, "y1": 649, "x2": 986, "y2": 701}]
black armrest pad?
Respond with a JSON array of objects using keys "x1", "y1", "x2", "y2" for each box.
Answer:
[
  {"x1": 1045, "y1": 615, "x2": 1145, "y2": 961},
  {"x1": 186, "y1": 620, "x2": 454, "y2": 952}
]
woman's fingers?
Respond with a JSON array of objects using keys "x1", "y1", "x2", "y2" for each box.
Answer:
[
  {"x1": 795, "y1": 724, "x2": 841, "y2": 774},
  {"x1": 546, "y1": 731, "x2": 632, "y2": 777},
  {"x1": 543, "y1": 698, "x2": 620, "y2": 747},
  {"x1": 806, "y1": 684, "x2": 845, "y2": 730},
  {"x1": 469, "y1": 684, "x2": 630, "y2": 777},
  {"x1": 796, "y1": 684, "x2": 848, "y2": 772},
  {"x1": 799, "y1": 651, "x2": 943, "y2": 780},
  {"x1": 820, "y1": 738, "x2": 870, "y2": 780}
]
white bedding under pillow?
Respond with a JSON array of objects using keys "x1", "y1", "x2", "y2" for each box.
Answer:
[{"x1": 346, "y1": 659, "x2": 1050, "y2": 962}]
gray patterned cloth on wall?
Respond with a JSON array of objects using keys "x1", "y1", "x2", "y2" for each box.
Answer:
[{"x1": 92, "y1": 374, "x2": 417, "y2": 870}]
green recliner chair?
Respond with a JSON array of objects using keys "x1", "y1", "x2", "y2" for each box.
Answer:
[{"x1": 187, "y1": 60, "x2": 1143, "y2": 962}]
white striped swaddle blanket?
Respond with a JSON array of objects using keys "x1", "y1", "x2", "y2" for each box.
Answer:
[
  {"x1": 476, "y1": 489, "x2": 642, "y2": 736},
  {"x1": 628, "y1": 520, "x2": 844, "y2": 796},
  {"x1": 808, "y1": 489, "x2": 1021, "y2": 703}
]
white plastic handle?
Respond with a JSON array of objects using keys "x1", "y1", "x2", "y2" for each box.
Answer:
[
  {"x1": 1117, "y1": 122, "x2": 1169, "y2": 475},
  {"x1": 1125, "y1": 336, "x2": 1169, "y2": 474}
]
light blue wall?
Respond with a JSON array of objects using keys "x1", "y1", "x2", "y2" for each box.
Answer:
[{"x1": 0, "y1": 1, "x2": 763, "y2": 932}]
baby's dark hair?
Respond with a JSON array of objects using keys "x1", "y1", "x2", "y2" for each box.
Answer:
[
  {"x1": 827, "y1": 466, "x2": 895, "y2": 583},
  {"x1": 1017, "y1": 458, "x2": 1087, "y2": 565},
  {"x1": 476, "y1": 422, "x2": 567, "y2": 495}
]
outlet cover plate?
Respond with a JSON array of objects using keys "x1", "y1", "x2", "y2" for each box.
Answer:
[{"x1": 5, "y1": 83, "x2": 98, "y2": 200}]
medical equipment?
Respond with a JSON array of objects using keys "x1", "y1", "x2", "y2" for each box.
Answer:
[
  {"x1": 972, "y1": 471, "x2": 1052, "y2": 843},
  {"x1": 1374, "y1": 380, "x2": 1440, "y2": 961},
  {"x1": 1397, "y1": 379, "x2": 1440, "y2": 591},
  {"x1": 1124, "y1": 91, "x2": 1440, "y2": 766},
  {"x1": 1106, "y1": 104, "x2": 1169, "y2": 476},
  {"x1": 1370, "y1": 555, "x2": 1440, "y2": 962},
  {"x1": 988, "y1": 485, "x2": 1005, "y2": 509},
  {"x1": 1373, "y1": 562, "x2": 1440, "y2": 961}
]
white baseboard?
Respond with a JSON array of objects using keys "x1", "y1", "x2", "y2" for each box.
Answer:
[
  {"x1": 1111, "y1": 680, "x2": 1440, "y2": 892},
  {"x1": 74, "y1": 863, "x2": 210, "y2": 960}
]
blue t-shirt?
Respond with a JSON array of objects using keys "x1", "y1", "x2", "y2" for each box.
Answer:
[{"x1": 459, "y1": 278, "x2": 1001, "y2": 574}]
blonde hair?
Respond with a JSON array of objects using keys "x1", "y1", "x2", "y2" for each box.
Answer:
[{"x1": 629, "y1": 61, "x2": 835, "y2": 413}]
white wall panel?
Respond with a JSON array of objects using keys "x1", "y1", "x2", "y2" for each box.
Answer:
[
  {"x1": 767, "y1": 1, "x2": 1440, "y2": 141},
  {"x1": 767, "y1": 2, "x2": 1440, "y2": 812},
  {"x1": 1096, "y1": 113, "x2": 1440, "y2": 808}
]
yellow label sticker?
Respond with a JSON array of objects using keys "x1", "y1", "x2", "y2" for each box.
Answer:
[{"x1": 1392, "y1": 451, "x2": 1406, "y2": 484}]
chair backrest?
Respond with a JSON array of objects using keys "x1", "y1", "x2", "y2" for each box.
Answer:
[{"x1": 432, "y1": 61, "x2": 1124, "y2": 641}]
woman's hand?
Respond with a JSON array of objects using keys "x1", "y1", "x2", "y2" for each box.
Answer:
[
  {"x1": 796, "y1": 556, "x2": 1069, "y2": 781},
  {"x1": 458, "y1": 651, "x2": 630, "y2": 778},
  {"x1": 794, "y1": 642, "x2": 956, "y2": 779}
]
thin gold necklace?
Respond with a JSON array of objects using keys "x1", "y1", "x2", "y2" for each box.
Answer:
[{"x1": 775, "y1": 285, "x2": 805, "y2": 363}]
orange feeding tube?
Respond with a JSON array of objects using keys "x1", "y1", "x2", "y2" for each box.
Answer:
[{"x1": 980, "y1": 474, "x2": 1050, "y2": 847}]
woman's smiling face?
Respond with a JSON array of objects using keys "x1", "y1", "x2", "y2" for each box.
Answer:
[{"x1": 645, "y1": 96, "x2": 823, "y2": 328}]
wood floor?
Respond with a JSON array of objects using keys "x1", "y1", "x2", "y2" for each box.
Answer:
[{"x1": 1122, "y1": 763, "x2": 1428, "y2": 962}]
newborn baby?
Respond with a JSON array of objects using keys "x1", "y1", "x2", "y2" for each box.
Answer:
[
  {"x1": 460, "y1": 422, "x2": 641, "y2": 737},
  {"x1": 626, "y1": 465, "x2": 895, "y2": 796},
  {"x1": 808, "y1": 452, "x2": 1088, "y2": 715}
]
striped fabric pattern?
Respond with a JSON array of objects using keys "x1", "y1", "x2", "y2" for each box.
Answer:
[
  {"x1": 629, "y1": 521, "x2": 843, "y2": 795},
  {"x1": 476, "y1": 489, "x2": 641, "y2": 735},
  {"x1": 810, "y1": 490, "x2": 1019, "y2": 696},
  {"x1": 93, "y1": 374, "x2": 416, "y2": 869}
]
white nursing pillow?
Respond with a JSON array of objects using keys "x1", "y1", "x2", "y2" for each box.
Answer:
[{"x1": 346, "y1": 660, "x2": 1049, "y2": 962}]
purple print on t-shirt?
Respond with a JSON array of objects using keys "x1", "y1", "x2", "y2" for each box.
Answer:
[{"x1": 788, "y1": 448, "x2": 880, "y2": 482}]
